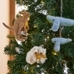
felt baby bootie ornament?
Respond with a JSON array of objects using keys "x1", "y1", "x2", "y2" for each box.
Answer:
[
  {"x1": 46, "y1": 15, "x2": 74, "y2": 32},
  {"x1": 51, "y1": 37, "x2": 72, "y2": 52}
]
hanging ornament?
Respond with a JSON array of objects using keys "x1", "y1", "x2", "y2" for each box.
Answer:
[
  {"x1": 46, "y1": 15, "x2": 74, "y2": 32},
  {"x1": 26, "y1": 46, "x2": 47, "y2": 65},
  {"x1": 51, "y1": 37, "x2": 72, "y2": 52},
  {"x1": 3, "y1": 10, "x2": 30, "y2": 41}
]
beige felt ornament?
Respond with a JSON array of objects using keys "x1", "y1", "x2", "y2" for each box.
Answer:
[
  {"x1": 26, "y1": 46, "x2": 47, "y2": 65},
  {"x1": 3, "y1": 10, "x2": 30, "y2": 41}
]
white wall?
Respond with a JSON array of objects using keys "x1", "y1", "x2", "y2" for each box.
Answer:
[{"x1": 0, "y1": 0, "x2": 9, "y2": 74}]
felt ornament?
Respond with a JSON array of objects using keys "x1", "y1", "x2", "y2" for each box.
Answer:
[
  {"x1": 26, "y1": 46, "x2": 47, "y2": 65},
  {"x1": 46, "y1": 15, "x2": 74, "y2": 32},
  {"x1": 51, "y1": 37, "x2": 72, "y2": 52},
  {"x1": 3, "y1": 10, "x2": 30, "y2": 41}
]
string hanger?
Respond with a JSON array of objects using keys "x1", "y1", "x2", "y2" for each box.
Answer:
[{"x1": 59, "y1": 0, "x2": 63, "y2": 37}]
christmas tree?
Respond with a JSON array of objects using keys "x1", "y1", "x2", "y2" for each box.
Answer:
[{"x1": 4, "y1": 0, "x2": 74, "y2": 74}]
